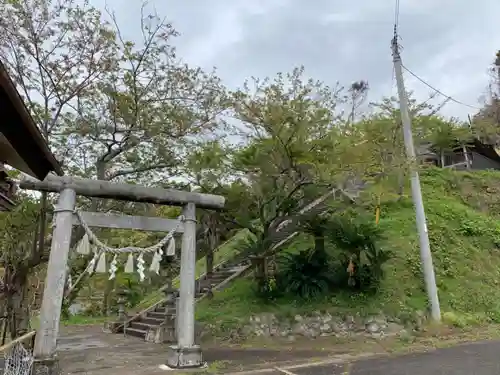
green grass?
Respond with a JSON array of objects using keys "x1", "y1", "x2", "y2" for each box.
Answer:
[
  {"x1": 196, "y1": 168, "x2": 500, "y2": 331},
  {"x1": 134, "y1": 229, "x2": 252, "y2": 310},
  {"x1": 29, "y1": 314, "x2": 109, "y2": 329},
  {"x1": 60, "y1": 315, "x2": 110, "y2": 326}
]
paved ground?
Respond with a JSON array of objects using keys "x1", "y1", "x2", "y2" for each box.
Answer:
[
  {"x1": 3, "y1": 326, "x2": 500, "y2": 374},
  {"x1": 259, "y1": 340, "x2": 500, "y2": 375},
  {"x1": 54, "y1": 326, "x2": 329, "y2": 374}
]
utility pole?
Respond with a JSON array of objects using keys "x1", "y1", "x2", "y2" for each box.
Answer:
[{"x1": 391, "y1": 36, "x2": 441, "y2": 322}]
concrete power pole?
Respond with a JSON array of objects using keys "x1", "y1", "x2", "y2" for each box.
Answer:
[{"x1": 391, "y1": 36, "x2": 441, "y2": 322}]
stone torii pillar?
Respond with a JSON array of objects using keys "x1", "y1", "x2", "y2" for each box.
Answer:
[
  {"x1": 32, "y1": 187, "x2": 76, "y2": 375},
  {"x1": 166, "y1": 202, "x2": 202, "y2": 368}
]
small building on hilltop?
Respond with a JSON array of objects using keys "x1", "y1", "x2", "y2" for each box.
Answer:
[
  {"x1": 0, "y1": 60, "x2": 63, "y2": 211},
  {"x1": 418, "y1": 139, "x2": 500, "y2": 171}
]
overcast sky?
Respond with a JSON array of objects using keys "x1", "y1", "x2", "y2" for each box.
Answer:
[{"x1": 92, "y1": 0, "x2": 500, "y2": 120}]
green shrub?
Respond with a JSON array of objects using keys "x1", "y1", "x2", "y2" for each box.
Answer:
[
  {"x1": 269, "y1": 212, "x2": 391, "y2": 300},
  {"x1": 276, "y1": 247, "x2": 333, "y2": 299},
  {"x1": 253, "y1": 274, "x2": 282, "y2": 301},
  {"x1": 327, "y1": 213, "x2": 392, "y2": 293}
]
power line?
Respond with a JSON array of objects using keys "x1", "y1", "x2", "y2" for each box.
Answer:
[
  {"x1": 401, "y1": 64, "x2": 481, "y2": 110},
  {"x1": 391, "y1": 0, "x2": 479, "y2": 113}
]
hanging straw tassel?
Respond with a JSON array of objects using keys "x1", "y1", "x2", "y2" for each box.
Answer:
[
  {"x1": 149, "y1": 250, "x2": 162, "y2": 275},
  {"x1": 108, "y1": 255, "x2": 118, "y2": 280},
  {"x1": 67, "y1": 274, "x2": 73, "y2": 290},
  {"x1": 166, "y1": 237, "x2": 175, "y2": 256},
  {"x1": 87, "y1": 253, "x2": 98, "y2": 275},
  {"x1": 95, "y1": 252, "x2": 107, "y2": 273},
  {"x1": 137, "y1": 253, "x2": 145, "y2": 282},
  {"x1": 76, "y1": 234, "x2": 91, "y2": 255},
  {"x1": 124, "y1": 253, "x2": 135, "y2": 273}
]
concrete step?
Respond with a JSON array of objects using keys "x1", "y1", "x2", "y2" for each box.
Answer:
[
  {"x1": 141, "y1": 316, "x2": 165, "y2": 325},
  {"x1": 223, "y1": 259, "x2": 250, "y2": 267},
  {"x1": 154, "y1": 306, "x2": 176, "y2": 314},
  {"x1": 209, "y1": 272, "x2": 236, "y2": 280},
  {"x1": 124, "y1": 327, "x2": 146, "y2": 339},
  {"x1": 130, "y1": 321, "x2": 161, "y2": 331},
  {"x1": 199, "y1": 273, "x2": 235, "y2": 283},
  {"x1": 198, "y1": 279, "x2": 228, "y2": 289},
  {"x1": 211, "y1": 270, "x2": 236, "y2": 278},
  {"x1": 147, "y1": 311, "x2": 168, "y2": 319}
]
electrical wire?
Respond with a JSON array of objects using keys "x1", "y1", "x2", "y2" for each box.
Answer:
[
  {"x1": 401, "y1": 64, "x2": 481, "y2": 110},
  {"x1": 391, "y1": 0, "x2": 479, "y2": 113}
]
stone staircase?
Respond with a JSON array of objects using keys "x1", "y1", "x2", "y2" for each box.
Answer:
[{"x1": 121, "y1": 257, "x2": 251, "y2": 342}]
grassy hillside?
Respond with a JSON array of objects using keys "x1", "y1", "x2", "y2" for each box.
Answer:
[{"x1": 197, "y1": 168, "x2": 500, "y2": 327}]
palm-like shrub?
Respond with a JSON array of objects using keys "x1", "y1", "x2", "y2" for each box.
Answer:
[
  {"x1": 327, "y1": 213, "x2": 392, "y2": 292},
  {"x1": 277, "y1": 246, "x2": 332, "y2": 299}
]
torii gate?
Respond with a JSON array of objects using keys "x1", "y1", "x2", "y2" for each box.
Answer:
[{"x1": 19, "y1": 174, "x2": 225, "y2": 374}]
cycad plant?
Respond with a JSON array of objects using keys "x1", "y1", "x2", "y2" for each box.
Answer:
[
  {"x1": 277, "y1": 246, "x2": 333, "y2": 299},
  {"x1": 275, "y1": 213, "x2": 334, "y2": 299},
  {"x1": 327, "y1": 213, "x2": 391, "y2": 292}
]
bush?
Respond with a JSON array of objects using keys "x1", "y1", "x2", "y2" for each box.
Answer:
[
  {"x1": 249, "y1": 211, "x2": 392, "y2": 300},
  {"x1": 273, "y1": 212, "x2": 392, "y2": 300},
  {"x1": 253, "y1": 274, "x2": 282, "y2": 301},
  {"x1": 276, "y1": 247, "x2": 333, "y2": 299},
  {"x1": 327, "y1": 213, "x2": 392, "y2": 293}
]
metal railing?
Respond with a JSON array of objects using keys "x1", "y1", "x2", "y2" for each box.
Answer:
[{"x1": 0, "y1": 330, "x2": 36, "y2": 375}]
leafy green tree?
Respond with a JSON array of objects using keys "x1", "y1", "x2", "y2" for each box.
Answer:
[
  {"x1": 0, "y1": 0, "x2": 229, "y2": 316},
  {"x1": 471, "y1": 50, "x2": 500, "y2": 145},
  {"x1": 0, "y1": 197, "x2": 41, "y2": 339},
  {"x1": 420, "y1": 117, "x2": 472, "y2": 167},
  {"x1": 0, "y1": 0, "x2": 228, "y2": 181},
  {"x1": 187, "y1": 69, "x2": 376, "y2": 264},
  {"x1": 228, "y1": 67, "x2": 356, "y2": 242}
]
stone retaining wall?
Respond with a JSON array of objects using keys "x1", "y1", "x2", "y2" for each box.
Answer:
[{"x1": 201, "y1": 310, "x2": 428, "y2": 342}]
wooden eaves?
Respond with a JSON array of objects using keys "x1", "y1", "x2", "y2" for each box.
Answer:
[{"x1": 0, "y1": 59, "x2": 63, "y2": 180}]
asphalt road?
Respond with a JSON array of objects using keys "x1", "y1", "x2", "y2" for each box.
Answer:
[
  {"x1": 274, "y1": 340, "x2": 500, "y2": 375},
  {"x1": 3, "y1": 339, "x2": 500, "y2": 374}
]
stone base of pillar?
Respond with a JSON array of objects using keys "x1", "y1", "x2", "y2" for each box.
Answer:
[
  {"x1": 32, "y1": 356, "x2": 61, "y2": 375},
  {"x1": 166, "y1": 345, "x2": 204, "y2": 369}
]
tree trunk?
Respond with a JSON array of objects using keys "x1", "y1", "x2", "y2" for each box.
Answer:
[
  {"x1": 102, "y1": 278, "x2": 115, "y2": 316},
  {"x1": 37, "y1": 192, "x2": 49, "y2": 255},
  {"x1": 206, "y1": 250, "x2": 214, "y2": 278},
  {"x1": 3, "y1": 266, "x2": 31, "y2": 340},
  {"x1": 0, "y1": 298, "x2": 7, "y2": 346},
  {"x1": 63, "y1": 255, "x2": 90, "y2": 314},
  {"x1": 397, "y1": 170, "x2": 404, "y2": 200},
  {"x1": 313, "y1": 233, "x2": 325, "y2": 254},
  {"x1": 203, "y1": 214, "x2": 221, "y2": 280}
]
